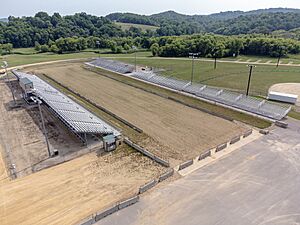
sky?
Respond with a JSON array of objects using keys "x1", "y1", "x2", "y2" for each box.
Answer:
[{"x1": 1, "y1": 0, "x2": 300, "y2": 18}]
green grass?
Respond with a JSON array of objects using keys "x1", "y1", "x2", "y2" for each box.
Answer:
[
  {"x1": 1, "y1": 52, "x2": 99, "y2": 67},
  {"x1": 3, "y1": 49, "x2": 300, "y2": 98},
  {"x1": 115, "y1": 22, "x2": 159, "y2": 31},
  {"x1": 1, "y1": 50, "x2": 152, "y2": 68},
  {"x1": 12, "y1": 48, "x2": 37, "y2": 55},
  {"x1": 110, "y1": 55, "x2": 300, "y2": 96},
  {"x1": 288, "y1": 109, "x2": 300, "y2": 120}
]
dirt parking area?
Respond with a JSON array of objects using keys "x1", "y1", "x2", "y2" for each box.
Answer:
[
  {"x1": 0, "y1": 80, "x2": 87, "y2": 178},
  {"x1": 0, "y1": 145, "x2": 165, "y2": 225},
  {"x1": 30, "y1": 62, "x2": 247, "y2": 165}
]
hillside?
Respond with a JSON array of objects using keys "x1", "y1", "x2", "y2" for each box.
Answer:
[
  {"x1": 106, "y1": 8, "x2": 300, "y2": 35},
  {"x1": 0, "y1": 18, "x2": 8, "y2": 23},
  {"x1": 115, "y1": 22, "x2": 159, "y2": 31}
]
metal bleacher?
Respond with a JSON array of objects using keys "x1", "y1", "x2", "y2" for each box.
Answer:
[
  {"x1": 130, "y1": 72, "x2": 291, "y2": 121},
  {"x1": 86, "y1": 58, "x2": 291, "y2": 120},
  {"x1": 12, "y1": 70, "x2": 120, "y2": 142},
  {"x1": 87, "y1": 58, "x2": 134, "y2": 74}
]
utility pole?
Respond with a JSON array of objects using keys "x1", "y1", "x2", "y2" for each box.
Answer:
[
  {"x1": 2, "y1": 61, "x2": 16, "y2": 104},
  {"x1": 246, "y1": 65, "x2": 256, "y2": 96},
  {"x1": 33, "y1": 97, "x2": 51, "y2": 157},
  {"x1": 96, "y1": 40, "x2": 100, "y2": 58},
  {"x1": 132, "y1": 46, "x2": 137, "y2": 72},
  {"x1": 189, "y1": 53, "x2": 200, "y2": 84},
  {"x1": 276, "y1": 46, "x2": 285, "y2": 68}
]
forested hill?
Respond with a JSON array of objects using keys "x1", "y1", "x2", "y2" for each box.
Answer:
[
  {"x1": 2, "y1": 8, "x2": 300, "y2": 48},
  {"x1": 107, "y1": 8, "x2": 300, "y2": 35},
  {"x1": 0, "y1": 18, "x2": 8, "y2": 23}
]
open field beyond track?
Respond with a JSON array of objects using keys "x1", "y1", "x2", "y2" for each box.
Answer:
[{"x1": 30, "y1": 63, "x2": 247, "y2": 164}]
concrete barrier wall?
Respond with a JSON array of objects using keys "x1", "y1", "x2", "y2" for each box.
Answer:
[
  {"x1": 95, "y1": 205, "x2": 119, "y2": 222},
  {"x1": 77, "y1": 215, "x2": 95, "y2": 225},
  {"x1": 198, "y1": 150, "x2": 211, "y2": 161},
  {"x1": 216, "y1": 143, "x2": 227, "y2": 152},
  {"x1": 124, "y1": 138, "x2": 170, "y2": 167},
  {"x1": 259, "y1": 129, "x2": 270, "y2": 135},
  {"x1": 230, "y1": 136, "x2": 241, "y2": 145},
  {"x1": 275, "y1": 121, "x2": 288, "y2": 128},
  {"x1": 243, "y1": 129, "x2": 253, "y2": 138},
  {"x1": 158, "y1": 169, "x2": 174, "y2": 182},
  {"x1": 139, "y1": 180, "x2": 157, "y2": 194},
  {"x1": 118, "y1": 196, "x2": 139, "y2": 210},
  {"x1": 178, "y1": 160, "x2": 193, "y2": 171}
]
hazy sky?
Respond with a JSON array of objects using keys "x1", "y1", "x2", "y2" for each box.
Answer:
[{"x1": 1, "y1": 0, "x2": 300, "y2": 18}]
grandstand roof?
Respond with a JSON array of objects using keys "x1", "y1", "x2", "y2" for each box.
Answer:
[{"x1": 13, "y1": 70, "x2": 120, "y2": 136}]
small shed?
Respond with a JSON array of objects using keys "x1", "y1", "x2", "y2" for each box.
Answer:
[
  {"x1": 103, "y1": 134, "x2": 117, "y2": 152},
  {"x1": 268, "y1": 91, "x2": 298, "y2": 104},
  {"x1": 19, "y1": 77, "x2": 33, "y2": 92}
]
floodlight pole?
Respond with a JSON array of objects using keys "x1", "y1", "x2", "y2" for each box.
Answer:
[
  {"x1": 276, "y1": 55, "x2": 281, "y2": 68},
  {"x1": 3, "y1": 61, "x2": 16, "y2": 104},
  {"x1": 96, "y1": 40, "x2": 100, "y2": 58},
  {"x1": 36, "y1": 98, "x2": 51, "y2": 157},
  {"x1": 189, "y1": 53, "x2": 200, "y2": 84},
  {"x1": 132, "y1": 46, "x2": 137, "y2": 72},
  {"x1": 246, "y1": 65, "x2": 255, "y2": 96}
]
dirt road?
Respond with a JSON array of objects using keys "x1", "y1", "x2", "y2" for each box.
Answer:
[
  {"x1": 0, "y1": 146, "x2": 164, "y2": 225},
  {"x1": 31, "y1": 63, "x2": 247, "y2": 164}
]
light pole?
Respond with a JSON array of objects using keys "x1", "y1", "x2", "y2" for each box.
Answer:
[
  {"x1": 276, "y1": 46, "x2": 286, "y2": 68},
  {"x1": 96, "y1": 40, "x2": 100, "y2": 58},
  {"x1": 246, "y1": 65, "x2": 256, "y2": 96},
  {"x1": 2, "y1": 61, "x2": 16, "y2": 104},
  {"x1": 189, "y1": 53, "x2": 200, "y2": 84},
  {"x1": 32, "y1": 97, "x2": 51, "y2": 157},
  {"x1": 132, "y1": 46, "x2": 137, "y2": 72}
]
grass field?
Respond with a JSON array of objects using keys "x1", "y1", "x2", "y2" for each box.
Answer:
[
  {"x1": 109, "y1": 55, "x2": 300, "y2": 96},
  {"x1": 115, "y1": 22, "x2": 159, "y2": 31},
  {"x1": 2, "y1": 49, "x2": 300, "y2": 97}
]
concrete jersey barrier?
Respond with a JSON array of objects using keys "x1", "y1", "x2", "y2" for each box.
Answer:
[
  {"x1": 139, "y1": 180, "x2": 157, "y2": 194},
  {"x1": 158, "y1": 169, "x2": 174, "y2": 182},
  {"x1": 243, "y1": 129, "x2": 253, "y2": 138},
  {"x1": 230, "y1": 136, "x2": 241, "y2": 145},
  {"x1": 178, "y1": 159, "x2": 193, "y2": 171},
  {"x1": 124, "y1": 138, "x2": 169, "y2": 167},
  {"x1": 198, "y1": 150, "x2": 211, "y2": 161},
  {"x1": 118, "y1": 195, "x2": 139, "y2": 210},
  {"x1": 95, "y1": 205, "x2": 119, "y2": 222},
  {"x1": 216, "y1": 142, "x2": 227, "y2": 152}
]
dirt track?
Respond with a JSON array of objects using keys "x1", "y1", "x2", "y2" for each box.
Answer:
[
  {"x1": 0, "y1": 146, "x2": 164, "y2": 225},
  {"x1": 0, "y1": 79, "x2": 165, "y2": 225},
  {"x1": 31, "y1": 63, "x2": 247, "y2": 163}
]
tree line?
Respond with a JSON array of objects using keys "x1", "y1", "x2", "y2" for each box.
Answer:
[
  {"x1": 148, "y1": 35, "x2": 300, "y2": 58},
  {"x1": 3, "y1": 11, "x2": 300, "y2": 49},
  {"x1": 28, "y1": 34, "x2": 300, "y2": 59}
]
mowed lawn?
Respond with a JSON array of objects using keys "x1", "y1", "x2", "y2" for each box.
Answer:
[
  {"x1": 112, "y1": 56, "x2": 300, "y2": 96},
  {"x1": 2, "y1": 49, "x2": 300, "y2": 96}
]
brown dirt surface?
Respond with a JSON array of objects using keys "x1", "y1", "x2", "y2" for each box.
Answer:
[
  {"x1": 0, "y1": 145, "x2": 165, "y2": 225},
  {"x1": 0, "y1": 82, "x2": 49, "y2": 177},
  {"x1": 0, "y1": 145, "x2": 7, "y2": 183},
  {"x1": 269, "y1": 83, "x2": 300, "y2": 106},
  {"x1": 30, "y1": 63, "x2": 247, "y2": 164}
]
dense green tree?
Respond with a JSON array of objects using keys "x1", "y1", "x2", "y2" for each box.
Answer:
[{"x1": 150, "y1": 43, "x2": 160, "y2": 56}]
